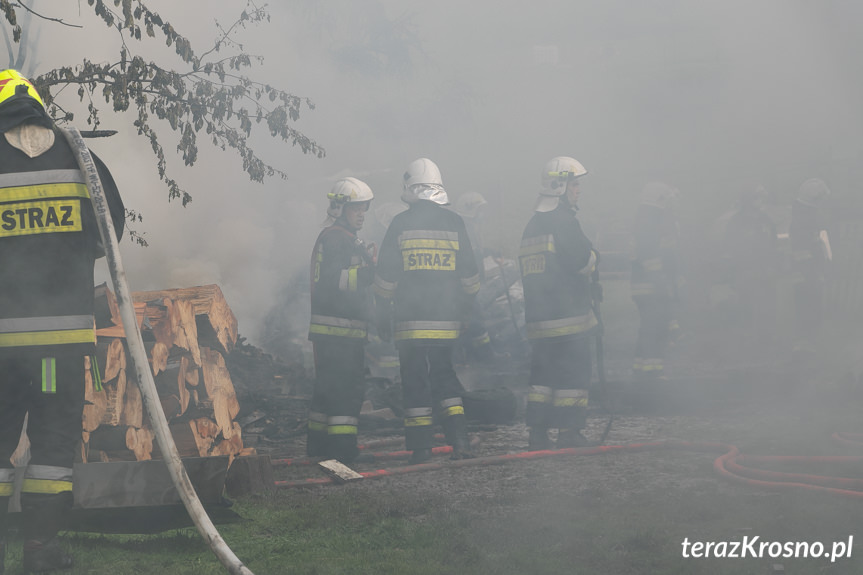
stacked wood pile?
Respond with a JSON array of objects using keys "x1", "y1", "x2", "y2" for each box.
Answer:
[{"x1": 81, "y1": 283, "x2": 254, "y2": 463}]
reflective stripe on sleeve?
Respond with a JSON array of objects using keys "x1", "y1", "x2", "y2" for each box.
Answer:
[
  {"x1": 461, "y1": 273, "x2": 481, "y2": 295},
  {"x1": 553, "y1": 389, "x2": 589, "y2": 407},
  {"x1": 527, "y1": 385, "x2": 553, "y2": 403},
  {"x1": 309, "y1": 315, "x2": 367, "y2": 338},
  {"x1": 42, "y1": 357, "x2": 56, "y2": 394},
  {"x1": 577, "y1": 250, "x2": 597, "y2": 276},
  {"x1": 374, "y1": 275, "x2": 396, "y2": 299}
]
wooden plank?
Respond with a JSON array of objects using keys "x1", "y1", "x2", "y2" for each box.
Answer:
[{"x1": 318, "y1": 459, "x2": 363, "y2": 483}]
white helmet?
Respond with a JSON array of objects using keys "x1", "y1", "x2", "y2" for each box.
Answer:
[
  {"x1": 401, "y1": 158, "x2": 449, "y2": 205},
  {"x1": 536, "y1": 156, "x2": 587, "y2": 212},
  {"x1": 453, "y1": 192, "x2": 488, "y2": 219},
  {"x1": 797, "y1": 178, "x2": 830, "y2": 208},
  {"x1": 640, "y1": 181, "x2": 678, "y2": 210},
  {"x1": 323, "y1": 177, "x2": 374, "y2": 226}
]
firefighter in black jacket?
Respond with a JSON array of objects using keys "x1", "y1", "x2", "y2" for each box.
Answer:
[
  {"x1": 307, "y1": 177, "x2": 375, "y2": 462},
  {"x1": 520, "y1": 157, "x2": 598, "y2": 451},
  {"x1": 630, "y1": 182, "x2": 679, "y2": 381},
  {"x1": 0, "y1": 69, "x2": 125, "y2": 573},
  {"x1": 375, "y1": 158, "x2": 480, "y2": 464}
]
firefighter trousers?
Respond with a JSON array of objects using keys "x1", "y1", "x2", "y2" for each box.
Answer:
[
  {"x1": 398, "y1": 342, "x2": 467, "y2": 451},
  {"x1": 0, "y1": 352, "x2": 85, "y2": 542},
  {"x1": 308, "y1": 339, "x2": 366, "y2": 460},
  {"x1": 633, "y1": 295, "x2": 672, "y2": 379},
  {"x1": 526, "y1": 335, "x2": 591, "y2": 431}
]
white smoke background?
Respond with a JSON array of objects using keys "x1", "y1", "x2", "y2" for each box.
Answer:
[{"x1": 23, "y1": 1, "x2": 863, "y2": 351}]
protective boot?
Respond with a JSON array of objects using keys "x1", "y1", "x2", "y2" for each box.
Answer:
[
  {"x1": 527, "y1": 428, "x2": 552, "y2": 451},
  {"x1": 443, "y1": 414, "x2": 475, "y2": 460},
  {"x1": 305, "y1": 412, "x2": 328, "y2": 458},
  {"x1": 326, "y1": 434, "x2": 359, "y2": 464},
  {"x1": 408, "y1": 448, "x2": 432, "y2": 465},
  {"x1": 557, "y1": 428, "x2": 595, "y2": 448},
  {"x1": 21, "y1": 494, "x2": 73, "y2": 573}
]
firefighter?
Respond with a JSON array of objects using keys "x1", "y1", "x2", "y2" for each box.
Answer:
[
  {"x1": 452, "y1": 192, "x2": 495, "y2": 363},
  {"x1": 789, "y1": 178, "x2": 831, "y2": 349},
  {"x1": 0, "y1": 69, "x2": 125, "y2": 573},
  {"x1": 374, "y1": 158, "x2": 480, "y2": 464},
  {"x1": 520, "y1": 156, "x2": 598, "y2": 451},
  {"x1": 307, "y1": 177, "x2": 375, "y2": 462},
  {"x1": 630, "y1": 182, "x2": 680, "y2": 381}
]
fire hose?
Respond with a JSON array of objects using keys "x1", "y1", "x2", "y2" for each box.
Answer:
[
  {"x1": 62, "y1": 128, "x2": 254, "y2": 575},
  {"x1": 275, "y1": 439, "x2": 863, "y2": 499}
]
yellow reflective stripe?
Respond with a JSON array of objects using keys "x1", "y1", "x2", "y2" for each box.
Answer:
[
  {"x1": 405, "y1": 416, "x2": 433, "y2": 427},
  {"x1": 42, "y1": 357, "x2": 56, "y2": 394},
  {"x1": 519, "y1": 242, "x2": 555, "y2": 256},
  {"x1": 461, "y1": 274, "x2": 481, "y2": 295},
  {"x1": 443, "y1": 405, "x2": 464, "y2": 417},
  {"x1": 0, "y1": 483, "x2": 12, "y2": 496},
  {"x1": 400, "y1": 238, "x2": 460, "y2": 250},
  {"x1": 21, "y1": 478, "x2": 73, "y2": 494},
  {"x1": 309, "y1": 324, "x2": 366, "y2": 338},
  {"x1": 0, "y1": 199, "x2": 83, "y2": 237},
  {"x1": 528, "y1": 393, "x2": 553, "y2": 403},
  {"x1": 348, "y1": 267, "x2": 358, "y2": 291},
  {"x1": 553, "y1": 397, "x2": 588, "y2": 407},
  {"x1": 308, "y1": 420, "x2": 327, "y2": 431},
  {"x1": 0, "y1": 328, "x2": 95, "y2": 347},
  {"x1": 395, "y1": 330, "x2": 460, "y2": 341},
  {"x1": 0, "y1": 182, "x2": 89, "y2": 203},
  {"x1": 328, "y1": 425, "x2": 358, "y2": 435},
  {"x1": 374, "y1": 275, "x2": 396, "y2": 298},
  {"x1": 471, "y1": 333, "x2": 491, "y2": 346},
  {"x1": 526, "y1": 316, "x2": 597, "y2": 340}
]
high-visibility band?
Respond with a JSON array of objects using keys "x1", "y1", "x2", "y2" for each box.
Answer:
[
  {"x1": 527, "y1": 386, "x2": 553, "y2": 404},
  {"x1": 471, "y1": 332, "x2": 491, "y2": 346},
  {"x1": 0, "y1": 182, "x2": 89, "y2": 204},
  {"x1": 0, "y1": 483, "x2": 12, "y2": 496},
  {"x1": 42, "y1": 357, "x2": 56, "y2": 394},
  {"x1": 553, "y1": 389, "x2": 589, "y2": 407},
  {"x1": 634, "y1": 358, "x2": 664, "y2": 372},
  {"x1": 339, "y1": 267, "x2": 360, "y2": 292},
  {"x1": 0, "y1": 468, "x2": 14, "y2": 482},
  {"x1": 526, "y1": 314, "x2": 597, "y2": 340},
  {"x1": 398, "y1": 229, "x2": 459, "y2": 243},
  {"x1": 22, "y1": 478, "x2": 73, "y2": 494},
  {"x1": 399, "y1": 238, "x2": 459, "y2": 250},
  {"x1": 520, "y1": 234, "x2": 556, "y2": 256},
  {"x1": 366, "y1": 350, "x2": 400, "y2": 368},
  {"x1": 405, "y1": 407, "x2": 433, "y2": 417},
  {"x1": 395, "y1": 320, "x2": 461, "y2": 341},
  {"x1": 0, "y1": 328, "x2": 96, "y2": 347},
  {"x1": 309, "y1": 315, "x2": 367, "y2": 339},
  {"x1": 461, "y1": 274, "x2": 481, "y2": 295},
  {"x1": 90, "y1": 355, "x2": 103, "y2": 392},
  {"x1": 308, "y1": 420, "x2": 327, "y2": 432},
  {"x1": 405, "y1": 416, "x2": 433, "y2": 427},
  {"x1": 443, "y1": 405, "x2": 464, "y2": 417},
  {"x1": 440, "y1": 397, "x2": 463, "y2": 409},
  {"x1": 373, "y1": 275, "x2": 396, "y2": 299},
  {"x1": 23, "y1": 464, "x2": 73, "y2": 494},
  {"x1": 577, "y1": 250, "x2": 597, "y2": 276},
  {"x1": 328, "y1": 425, "x2": 358, "y2": 435},
  {"x1": 328, "y1": 416, "x2": 359, "y2": 426},
  {"x1": 0, "y1": 169, "x2": 86, "y2": 190}
]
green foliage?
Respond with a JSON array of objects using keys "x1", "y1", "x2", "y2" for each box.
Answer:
[{"x1": 2, "y1": 1, "x2": 324, "y2": 207}]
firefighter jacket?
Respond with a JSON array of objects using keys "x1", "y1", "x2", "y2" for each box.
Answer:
[
  {"x1": 308, "y1": 222, "x2": 374, "y2": 341},
  {"x1": 374, "y1": 200, "x2": 480, "y2": 342},
  {"x1": 0, "y1": 123, "x2": 124, "y2": 357},
  {"x1": 630, "y1": 204, "x2": 679, "y2": 299},
  {"x1": 519, "y1": 203, "x2": 597, "y2": 340}
]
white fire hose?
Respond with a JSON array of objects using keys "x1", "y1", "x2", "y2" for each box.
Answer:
[{"x1": 62, "y1": 128, "x2": 254, "y2": 575}]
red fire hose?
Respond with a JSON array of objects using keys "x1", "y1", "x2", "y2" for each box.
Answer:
[{"x1": 274, "y1": 438, "x2": 863, "y2": 499}]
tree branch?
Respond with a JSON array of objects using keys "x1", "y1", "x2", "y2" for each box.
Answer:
[{"x1": 11, "y1": 1, "x2": 82, "y2": 28}]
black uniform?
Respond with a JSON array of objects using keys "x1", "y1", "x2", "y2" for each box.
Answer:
[
  {"x1": 519, "y1": 202, "x2": 597, "y2": 433},
  {"x1": 307, "y1": 222, "x2": 374, "y2": 460},
  {"x1": 374, "y1": 200, "x2": 479, "y2": 453},
  {"x1": 789, "y1": 200, "x2": 828, "y2": 338},
  {"x1": 630, "y1": 203, "x2": 678, "y2": 379},
  {"x1": 0, "y1": 103, "x2": 124, "y2": 553}
]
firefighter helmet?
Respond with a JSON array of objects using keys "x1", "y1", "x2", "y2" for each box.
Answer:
[
  {"x1": 797, "y1": 178, "x2": 830, "y2": 208},
  {"x1": 323, "y1": 177, "x2": 374, "y2": 226},
  {"x1": 401, "y1": 158, "x2": 449, "y2": 205},
  {"x1": 0, "y1": 69, "x2": 44, "y2": 110},
  {"x1": 640, "y1": 181, "x2": 678, "y2": 210},
  {"x1": 453, "y1": 192, "x2": 488, "y2": 219},
  {"x1": 536, "y1": 156, "x2": 587, "y2": 212}
]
